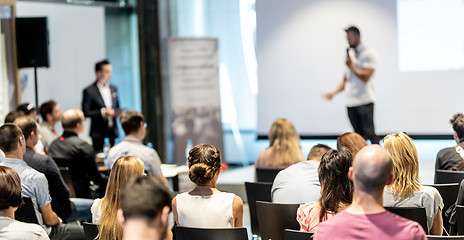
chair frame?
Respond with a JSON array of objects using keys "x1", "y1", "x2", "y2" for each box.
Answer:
[
  {"x1": 256, "y1": 201, "x2": 300, "y2": 240},
  {"x1": 244, "y1": 181, "x2": 272, "y2": 238},
  {"x1": 173, "y1": 226, "x2": 248, "y2": 240}
]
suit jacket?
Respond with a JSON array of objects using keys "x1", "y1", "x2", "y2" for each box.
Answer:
[
  {"x1": 82, "y1": 81, "x2": 120, "y2": 139},
  {"x1": 23, "y1": 147, "x2": 72, "y2": 220},
  {"x1": 435, "y1": 142, "x2": 464, "y2": 170}
]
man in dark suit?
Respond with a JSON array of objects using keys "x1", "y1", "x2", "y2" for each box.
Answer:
[{"x1": 82, "y1": 59, "x2": 120, "y2": 152}]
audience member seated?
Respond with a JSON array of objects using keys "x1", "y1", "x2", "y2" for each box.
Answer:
[
  {"x1": 15, "y1": 116, "x2": 93, "y2": 222},
  {"x1": 48, "y1": 109, "x2": 104, "y2": 198},
  {"x1": 106, "y1": 110, "x2": 168, "y2": 186},
  {"x1": 0, "y1": 123, "x2": 85, "y2": 240},
  {"x1": 172, "y1": 144, "x2": 243, "y2": 228},
  {"x1": 436, "y1": 113, "x2": 464, "y2": 170},
  {"x1": 4, "y1": 111, "x2": 24, "y2": 123},
  {"x1": 314, "y1": 145, "x2": 427, "y2": 239},
  {"x1": 117, "y1": 175, "x2": 171, "y2": 240},
  {"x1": 383, "y1": 132, "x2": 444, "y2": 235},
  {"x1": 17, "y1": 103, "x2": 45, "y2": 154},
  {"x1": 272, "y1": 144, "x2": 331, "y2": 204},
  {"x1": 91, "y1": 156, "x2": 144, "y2": 240},
  {"x1": 336, "y1": 132, "x2": 367, "y2": 156},
  {"x1": 0, "y1": 166, "x2": 49, "y2": 239},
  {"x1": 255, "y1": 118, "x2": 305, "y2": 169},
  {"x1": 297, "y1": 148, "x2": 353, "y2": 232},
  {"x1": 39, "y1": 100, "x2": 62, "y2": 152}
]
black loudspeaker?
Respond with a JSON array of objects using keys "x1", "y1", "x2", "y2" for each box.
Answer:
[{"x1": 16, "y1": 17, "x2": 50, "y2": 68}]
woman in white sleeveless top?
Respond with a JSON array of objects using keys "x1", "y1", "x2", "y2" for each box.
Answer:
[{"x1": 172, "y1": 144, "x2": 243, "y2": 228}]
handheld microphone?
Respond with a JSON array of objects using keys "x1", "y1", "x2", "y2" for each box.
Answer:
[{"x1": 346, "y1": 47, "x2": 350, "y2": 57}]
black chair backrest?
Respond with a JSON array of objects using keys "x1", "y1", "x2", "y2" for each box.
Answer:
[
  {"x1": 59, "y1": 167, "x2": 77, "y2": 198},
  {"x1": 455, "y1": 205, "x2": 464, "y2": 235},
  {"x1": 284, "y1": 229, "x2": 313, "y2": 240},
  {"x1": 423, "y1": 183, "x2": 459, "y2": 231},
  {"x1": 385, "y1": 207, "x2": 428, "y2": 234},
  {"x1": 256, "y1": 201, "x2": 300, "y2": 240},
  {"x1": 256, "y1": 168, "x2": 281, "y2": 183},
  {"x1": 244, "y1": 182, "x2": 272, "y2": 237},
  {"x1": 173, "y1": 226, "x2": 248, "y2": 240},
  {"x1": 435, "y1": 170, "x2": 464, "y2": 184},
  {"x1": 15, "y1": 197, "x2": 39, "y2": 224},
  {"x1": 426, "y1": 236, "x2": 464, "y2": 240},
  {"x1": 83, "y1": 222, "x2": 99, "y2": 240}
]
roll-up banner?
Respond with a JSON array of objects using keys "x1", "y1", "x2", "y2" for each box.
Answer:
[{"x1": 169, "y1": 38, "x2": 224, "y2": 165}]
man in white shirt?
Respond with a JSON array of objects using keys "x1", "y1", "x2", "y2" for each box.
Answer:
[
  {"x1": 106, "y1": 110, "x2": 168, "y2": 186},
  {"x1": 82, "y1": 59, "x2": 121, "y2": 152},
  {"x1": 324, "y1": 26, "x2": 379, "y2": 144}
]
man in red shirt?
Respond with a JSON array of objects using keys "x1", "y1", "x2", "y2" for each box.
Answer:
[{"x1": 314, "y1": 145, "x2": 426, "y2": 240}]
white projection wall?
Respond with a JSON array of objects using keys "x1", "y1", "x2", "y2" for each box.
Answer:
[{"x1": 257, "y1": 0, "x2": 464, "y2": 136}]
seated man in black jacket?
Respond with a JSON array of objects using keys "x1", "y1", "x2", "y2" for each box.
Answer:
[
  {"x1": 15, "y1": 116, "x2": 93, "y2": 222},
  {"x1": 48, "y1": 109, "x2": 105, "y2": 199}
]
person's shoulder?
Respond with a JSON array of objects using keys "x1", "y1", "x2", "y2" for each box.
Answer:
[
  {"x1": 6, "y1": 218, "x2": 49, "y2": 237},
  {"x1": 385, "y1": 211, "x2": 426, "y2": 236},
  {"x1": 83, "y1": 81, "x2": 97, "y2": 91}
]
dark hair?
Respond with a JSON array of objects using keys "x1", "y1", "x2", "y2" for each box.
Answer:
[
  {"x1": 337, "y1": 132, "x2": 367, "y2": 156},
  {"x1": 188, "y1": 144, "x2": 222, "y2": 186},
  {"x1": 95, "y1": 59, "x2": 110, "y2": 73},
  {"x1": 16, "y1": 103, "x2": 36, "y2": 115},
  {"x1": 121, "y1": 111, "x2": 144, "y2": 135},
  {"x1": 451, "y1": 113, "x2": 464, "y2": 141},
  {"x1": 39, "y1": 100, "x2": 57, "y2": 121},
  {"x1": 0, "y1": 124, "x2": 23, "y2": 153},
  {"x1": 120, "y1": 175, "x2": 171, "y2": 220},
  {"x1": 14, "y1": 116, "x2": 37, "y2": 141},
  {"x1": 318, "y1": 148, "x2": 353, "y2": 222},
  {"x1": 307, "y1": 144, "x2": 331, "y2": 160},
  {"x1": 4, "y1": 111, "x2": 25, "y2": 124},
  {"x1": 0, "y1": 166, "x2": 23, "y2": 210},
  {"x1": 345, "y1": 26, "x2": 360, "y2": 36}
]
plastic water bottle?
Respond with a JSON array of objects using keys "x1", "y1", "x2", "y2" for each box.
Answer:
[
  {"x1": 103, "y1": 137, "x2": 111, "y2": 159},
  {"x1": 147, "y1": 142, "x2": 153, "y2": 148},
  {"x1": 185, "y1": 139, "x2": 193, "y2": 165}
]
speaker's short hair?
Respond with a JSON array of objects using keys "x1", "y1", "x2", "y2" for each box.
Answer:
[{"x1": 95, "y1": 59, "x2": 110, "y2": 72}]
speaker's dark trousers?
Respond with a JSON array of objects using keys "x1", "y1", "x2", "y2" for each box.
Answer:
[{"x1": 347, "y1": 103, "x2": 379, "y2": 144}]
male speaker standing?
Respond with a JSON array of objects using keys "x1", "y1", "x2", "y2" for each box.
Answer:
[
  {"x1": 324, "y1": 26, "x2": 379, "y2": 144},
  {"x1": 82, "y1": 59, "x2": 120, "y2": 152}
]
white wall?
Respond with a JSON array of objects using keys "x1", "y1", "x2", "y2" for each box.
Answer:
[
  {"x1": 256, "y1": 0, "x2": 464, "y2": 136},
  {"x1": 16, "y1": 2, "x2": 106, "y2": 139}
]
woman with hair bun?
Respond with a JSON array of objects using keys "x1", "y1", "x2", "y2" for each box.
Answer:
[{"x1": 172, "y1": 144, "x2": 243, "y2": 228}]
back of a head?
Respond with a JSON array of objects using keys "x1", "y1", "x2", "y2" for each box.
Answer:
[
  {"x1": 188, "y1": 144, "x2": 221, "y2": 186},
  {"x1": 14, "y1": 116, "x2": 37, "y2": 141},
  {"x1": 98, "y1": 156, "x2": 145, "y2": 240},
  {"x1": 4, "y1": 111, "x2": 25, "y2": 124},
  {"x1": 120, "y1": 175, "x2": 171, "y2": 220},
  {"x1": 307, "y1": 144, "x2": 331, "y2": 161},
  {"x1": 61, "y1": 109, "x2": 83, "y2": 129},
  {"x1": 39, "y1": 100, "x2": 57, "y2": 121},
  {"x1": 337, "y1": 132, "x2": 367, "y2": 156},
  {"x1": 318, "y1": 148, "x2": 353, "y2": 221},
  {"x1": 0, "y1": 166, "x2": 23, "y2": 210},
  {"x1": 268, "y1": 118, "x2": 303, "y2": 164},
  {"x1": 382, "y1": 133, "x2": 421, "y2": 198},
  {"x1": 16, "y1": 103, "x2": 36, "y2": 116},
  {"x1": 352, "y1": 145, "x2": 393, "y2": 195},
  {"x1": 0, "y1": 124, "x2": 23, "y2": 154},
  {"x1": 451, "y1": 113, "x2": 464, "y2": 141},
  {"x1": 120, "y1": 111, "x2": 144, "y2": 135}
]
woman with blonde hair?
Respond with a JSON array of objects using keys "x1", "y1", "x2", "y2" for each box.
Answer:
[
  {"x1": 172, "y1": 144, "x2": 243, "y2": 228},
  {"x1": 255, "y1": 118, "x2": 305, "y2": 169},
  {"x1": 383, "y1": 132, "x2": 443, "y2": 235},
  {"x1": 337, "y1": 132, "x2": 367, "y2": 156},
  {"x1": 91, "y1": 156, "x2": 145, "y2": 240}
]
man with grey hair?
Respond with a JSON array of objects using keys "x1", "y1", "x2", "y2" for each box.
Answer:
[
  {"x1": 48, "y1": 109, "x2": 103, "y2": 198},
  {"x1": 314, "y1": 145, "x2": 426, "y2": 240}
]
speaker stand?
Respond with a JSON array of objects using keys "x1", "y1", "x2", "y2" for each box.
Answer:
[{"x1": 34, "y1": 66, "x2": 38, "y2": 108}]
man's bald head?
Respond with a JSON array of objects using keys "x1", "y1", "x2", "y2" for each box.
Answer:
[
  {"x1": 352, "y1": 145, "x2": 392, "y2": 194},
  {"x1": 61, "y1": 109, "x2": 85, "y2": 130}
]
